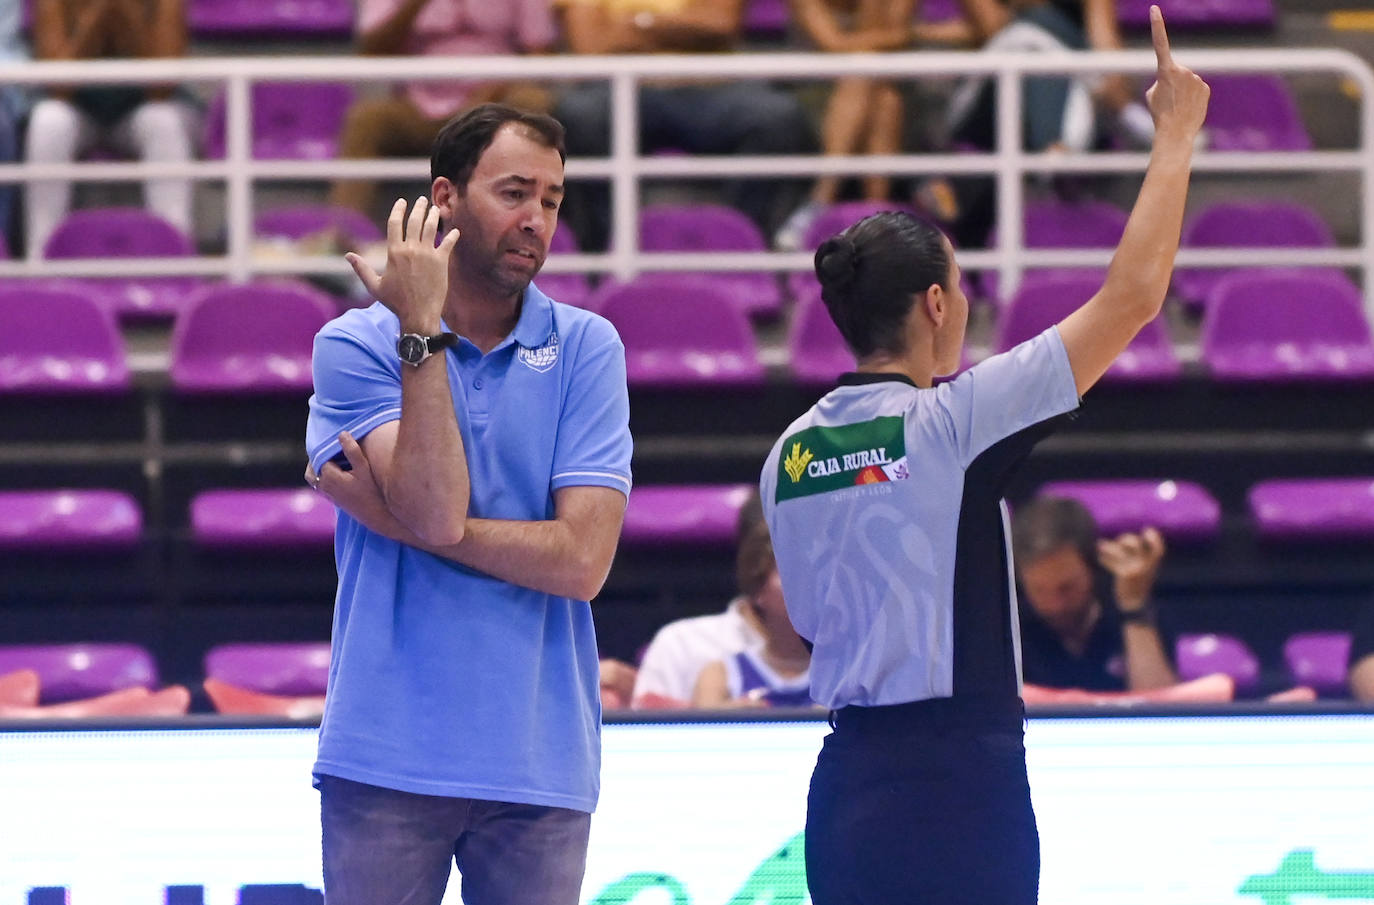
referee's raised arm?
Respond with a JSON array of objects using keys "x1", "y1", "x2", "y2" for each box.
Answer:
[{"x1": 1057, "y1": 4, "x2": 1210, "y2": 396}]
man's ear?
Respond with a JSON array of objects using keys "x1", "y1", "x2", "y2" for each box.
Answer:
[
  {"x1": 432, "y1": 176, "x2": 459, "y2": 222},
  {"x1": 923, "y1": 283, "x2": 946, "y2": 328}
]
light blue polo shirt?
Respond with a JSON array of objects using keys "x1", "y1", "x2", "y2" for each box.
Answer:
[{"x1": 306, "y1": 283, "x2": 632, "y2": 812}]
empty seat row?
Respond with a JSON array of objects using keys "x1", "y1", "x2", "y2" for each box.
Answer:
[{"x1": 0, "y1": 479, "x2": 1371, "y2": 554}]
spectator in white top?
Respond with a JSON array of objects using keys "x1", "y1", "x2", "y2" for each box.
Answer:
[{"x1": 631, "y1": 492, "x2": 769, "y2": 708}]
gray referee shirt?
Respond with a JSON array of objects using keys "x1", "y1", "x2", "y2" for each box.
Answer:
[{"x1": 761, "y1": 326, "x2": 1080, "y2": 710}]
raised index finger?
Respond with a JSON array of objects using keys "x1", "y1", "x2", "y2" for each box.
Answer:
[{"x1": 1150, "y1": 4, "x2": 1171, "y2": 68}]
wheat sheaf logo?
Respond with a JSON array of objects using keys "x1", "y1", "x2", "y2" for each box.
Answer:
[{"x1": 783, "y1": 443, "x2": 813, "y2": 483}]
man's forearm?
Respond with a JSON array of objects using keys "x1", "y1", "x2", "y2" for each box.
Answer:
[
  {"x1": 385, "y1": 360, "x2": 471, "y2": 546},
  {"x1": 428, "y1": 517, "x2": 607, "y2": 602},
  {"x1": 1122, "y1": 623, "x2": 1179, "y2": 691}
]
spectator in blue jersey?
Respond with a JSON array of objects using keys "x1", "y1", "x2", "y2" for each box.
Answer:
[
  {"x1": 758, "y1": 8, "x2": 1207, "y2": 904},
  {"x1": 692, "y1": 499, "x2": 812, "y2": 708},
  {"x1": 1012, "y1": 495, "x2": 1177, "y2": 692},
  {"x1": 305, "y1": 104, "x2": 632, "y2": 905}
]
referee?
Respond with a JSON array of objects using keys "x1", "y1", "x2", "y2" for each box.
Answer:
[{"x1": 759, "y1": 8, "x2": 1209, "y2": 903}]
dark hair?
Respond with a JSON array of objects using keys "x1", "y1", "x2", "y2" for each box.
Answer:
[
  {"x1": 814, "y1": 211, "x2": 951, "y2": 359},
  {"x1": 735, "y1": 491, "x2": 776, "y2": 598},
  {"x1": 430, "y1": 103, "x2": 567, "y2": 189},
  {"x1": 1011, "y1": 496, "x2": 1100, "y2": 574}
]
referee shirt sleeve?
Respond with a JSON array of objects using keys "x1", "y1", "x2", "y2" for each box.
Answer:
[
  {"x1": 938, "y1": 325, "x2": 1081, "y2": 468},
  {"x1": 306, "y1": 321, "x2": 403, "y2": 475},
  {"x1": 550, "y1": 320, "x2": 633, "y2": 497}
]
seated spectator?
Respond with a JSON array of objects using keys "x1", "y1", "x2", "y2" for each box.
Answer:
[
  {"x1": 1012, "y1": 496, "x2": 1178, "y2": 692},
  {"x1": 328, "y1": 0, "x2": 557, "y2": 222},
  {"x1": 774, "y1": 0, "x2": 916, "y2": 250},
  {"x1": 916, "y1": 0, "x2": 1155, "y2": 248},
  {"x1": 27, "y1": 0, "x2": 197, "y2": 258},
  {"x1": 631, "y1": 492, "x2": 769, "y2": 708},
  {"x1": 1350, "y1": 600, "x2": 1374, "y2": 703},
  {"x1": 692, "y1": 515, "x2": 810, "y2": 708},
  {"x1": 553, "y1": 0, "x2": 818, "y2": 251}
]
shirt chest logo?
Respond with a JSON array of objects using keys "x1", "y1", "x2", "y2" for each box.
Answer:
[
  {"x1": 776, "y1": 416, "x2": 909, "y2": 502},
  {"x1": 517, "y1": 333, "x2": 559, "y2": 373}
]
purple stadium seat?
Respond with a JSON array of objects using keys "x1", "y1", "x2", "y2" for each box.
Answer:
[
  {"x1": 1117, "y1": 0, "x2": 1275, "y2": 28},
  {"x1": 189, "y1": 0, "x2": 353, "y2": 37},
  {"x1": 788, "y1": 287, "x2": 855, "y2": 387},
  {"x1": 592, "y1": 277, "x2": 766, "y2": 388},
  {"x1": 997, "y1": 274, "x2": 1180, "y2": 382},
  {"x1": 0, "y1": 643, "x2": 158, "y2": 704},
  {"x1": 640, "y1": 203, "x2": 782, "y2": 319},
  {"x1": 983, "y1": 199, "x2": 1127, "y2": 300},
  {"x1": 788, "y1": 201, "x2": 920, "y2": 299},
  {"x1": 0, "y1": 284, "x2": 130, "y2": 394},
  {"x1": 0, "y1": 490, "x2": 141, "y2": 552},
  {"x1": 1248, "y1": 478, "x2": 1374, "y2": 541},
  {"x1": 254, "y1": 204, "x2": 382, "y2": 245},
  {"x1": 1175, "y1": 633, "x2": 1261, "y2": 696},
  {"x1": 1201, "y1": 270, "x2": 1374, "y2": 383},
  {"x1": 204, "y1": 642, "x2": 331, "y2": 696},
  {"x1": 1201, "y1": 75, "x2": 1310, "y2": 152},
  {"x1": 191, "y1": 488, "x2": 336, "y2": 551},
  {"x1": 1175, "y1": 202, "x2": 1335, "y2": 307},
  {"x1": 920, "y1": 0, "x2": 961, "y2": 22},
  {"x1": 1283, "y1": 632, "x2": 1352, "y2": 698},
  {"x1": 42, "y1": 208, "x2": 203, "y2": 320},
  {"x1": 204, "y1": 82, "x2": 354, "y2": 161},
  {"x1": 743, "y1": 0, "x2": 789, "y2": 35},
  {"x1": 622, "y1": 484, "x2": 754, "y2": 547},
  {"x1": 534, "y1": 223, "x2": 592, "y2": 309},
  {"x1": 170, "y1": 280, "x2": 336, "y2": 394},
  {"x1": 1039, "y1": 480, "x2": 1222, "y2": 542}
]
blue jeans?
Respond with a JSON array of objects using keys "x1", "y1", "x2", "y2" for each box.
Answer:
[{"x1": 318, "y1": 775, "x2": 592, "y2": 905}]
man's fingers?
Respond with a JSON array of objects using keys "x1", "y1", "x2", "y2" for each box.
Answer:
[
  {"x1": 437, "y1": 227, "x2": 461, "y2": 258},
  {"x1": 1142, "y1": 526, "x2": 1166, "y2": 558},
  {"x1": 339, "y1": 430, "x2": 368, "y2": 472},
  {"x1": 420, "y1": 202, "x2": 441, "y2": 248},
  {"x1": 407, "y1": 195, "x2": 429, "y2": 244},
  {"x1": 304, "y1": 463, "x2": 318, "y2": 487},
  {"x1": 385, "y1": 197, "x2": 406, "y2": 247},
  {"x1": 1150, "y1": 4, "x2": 1172, "y2": 69},
  {"x1": 344, "y1": 252, "x2": 383, "y2": 300}
]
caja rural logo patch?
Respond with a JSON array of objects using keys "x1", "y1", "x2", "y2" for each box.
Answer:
[{"x1": 776, "y1": 416, "x2": 908, "y2": 502}]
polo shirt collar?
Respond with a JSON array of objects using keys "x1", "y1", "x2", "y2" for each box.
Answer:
[
  {"x1": 509, "y1": 283, "x2": 555, "y2": 350},
  {"x1": 836, "y1": 371, "x2": 919, "y2": 389}
]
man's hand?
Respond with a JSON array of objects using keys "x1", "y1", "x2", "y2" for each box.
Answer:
[
  {"x1": 344, "y1": 197, "x2": 460, "y2": 334},
  {"x1": 307, "y1": 431, "x2": 404, "y2": 538},
  {"x1": 1144, "y1": 5, "x2": 1209, "y2": 143},
  {"x1": 1097, "y1": 527, "x2": 1166, "y2": 615}
]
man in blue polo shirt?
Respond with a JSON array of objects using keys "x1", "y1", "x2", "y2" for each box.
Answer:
[{"x1": 305, "y1": 104, "x2": 631, "y2": 905}]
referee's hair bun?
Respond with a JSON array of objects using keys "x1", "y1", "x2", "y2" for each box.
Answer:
[{"x1": 815, "y1": 236, "x2": 859, "y2": 294}]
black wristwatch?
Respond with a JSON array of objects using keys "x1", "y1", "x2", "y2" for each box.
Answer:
[
  {"x1": 397, "y1": 332, "x2": 458, "y2": 367},
  {"x1": 1119, "y1": 605, "x2": 1157, "y2": 625}
]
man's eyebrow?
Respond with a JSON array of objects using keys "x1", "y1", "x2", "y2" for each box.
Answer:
[{"x1": 497, "y1": 174, "x2": 565, "y2": 196}]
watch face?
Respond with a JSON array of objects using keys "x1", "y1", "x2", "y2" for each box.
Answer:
[{"x1": 398, "y1": 335, "x2": 427, "y2": 363}]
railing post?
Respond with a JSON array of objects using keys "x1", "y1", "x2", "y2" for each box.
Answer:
[
  {"x1": 995, "y1": 66, "x2": 1026, "y2": 300},
  {"x1": 610, "y1": 70, "x2": 640, "y2": 283},
  {"x1": 224, "y1": 73, "x2": 253, "y2": 284}
]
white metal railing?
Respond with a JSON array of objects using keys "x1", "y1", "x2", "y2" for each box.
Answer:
[{"x1": 0, "y1": 49, "x2": 1371, "y2": 311}]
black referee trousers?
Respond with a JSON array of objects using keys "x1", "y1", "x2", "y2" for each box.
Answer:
[{"x1": 804, "y1": 696, "x2": 1040, "y2": 905}]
